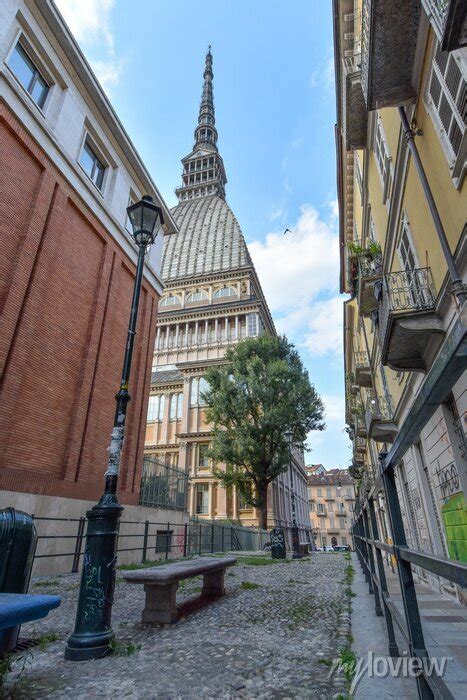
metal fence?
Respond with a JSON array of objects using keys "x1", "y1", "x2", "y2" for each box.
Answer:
[
  {"x1": 31, "y1": 515, "x2": 270, "y2": 575},
  {"x1": 139, "y1": 456, "x2": 188, "y2": 510},
  {"x1": 351, "y1": 454, "x2": 467, "y2": 699}
]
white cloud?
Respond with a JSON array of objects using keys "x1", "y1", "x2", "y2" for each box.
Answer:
[
  {"x1": 309, "y1": 71, "x2": 318, "y2": 88},
  {"x1": 56, "y1": 0, "x2": 115, "y2": 49},
  {"x1": 302, "y1": 296, "x2": 343, "y2": 356},
  {"x1": 56, "y1": 0, "x2": 122, "y2": 93},
  {"x1": 321, "y1": 394, "x2": 345, "y2": 423},
  {"x1": 269, "y1": 208, "x2": 283, "y2": 222},
  {"x1": 249, "y1": 205, "x2": 339, "y2": 314}
]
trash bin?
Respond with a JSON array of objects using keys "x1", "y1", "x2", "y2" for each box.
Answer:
[{"x1": 0, "y1": 508, "x2": 38, "y2": 652}]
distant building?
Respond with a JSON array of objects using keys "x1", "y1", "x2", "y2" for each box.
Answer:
[
  {"x1": 305, "y1": 464, "x2": 326, "y2": 476},
  {"x1": 144, "y1": 49, "x2": 311, "y2": 539},
  {"x1": 308, "y1": 470, "x2": 355, "y2": 548}
]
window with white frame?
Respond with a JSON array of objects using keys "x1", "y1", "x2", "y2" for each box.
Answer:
[
  {"x1": 427, "y1": 42, "x2": 466, "y2": 184},
  {"x1": 398, "y1": 217, "x2": 419, "y2": 272},
  {"x1": 8, "y1": 41, "x2": 49, "y2": 109},
  {"x1": 79, "y1": 137, "x2": 106, "y2": 190},
  {"x1": 373, "y1": 115, "x2": 392, "y2": 204},
  {"x1": 247, "y1": 313, "x2": 258, "y2": 336},
  {"x1": 198, "y1": 444, "x2": 210, "y2": 468},
  {"x1": 190, "y1": 376, "x2": 209, "y2": 406},
  {"x1": 147, "y1": 394, "x2": 165, "y2": 422},
  {"x1": 213, "y1": 286, "x2": 237, "y2": 299},
  {"x1": 169, "y1": 392, "x2": 183, "y2": 420},
  {"x1": 355, "y1": 152, "x2": 363, "y2": 202}
]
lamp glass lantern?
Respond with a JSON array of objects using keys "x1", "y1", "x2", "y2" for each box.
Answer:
[
  {"x1": 284, "y1": 429, "x2": 293, "y2": 447},
  {"x1": 126, "y1": 195, "x2": 164, "y2": 247}
]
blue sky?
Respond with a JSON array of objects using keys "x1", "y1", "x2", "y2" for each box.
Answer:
[{"x1": 57, "y1": 0, "x2": 351, "y2": 470}]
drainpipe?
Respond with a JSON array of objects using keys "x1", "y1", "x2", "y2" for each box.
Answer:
[{"x1": 398, "y1": 106, "x2": 466, "y2": 306}]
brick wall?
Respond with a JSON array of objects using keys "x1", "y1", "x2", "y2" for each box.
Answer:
[{"x1": 0, "y1": 104, "x2": 158, "y2": 506}]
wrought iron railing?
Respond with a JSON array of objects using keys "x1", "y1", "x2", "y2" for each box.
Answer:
[
  {"x1": 422, "y1": 0, "x2": 449, "y2": 39},
  {"x1": 358, "y1": 253, "x2": 383, "y2": 278},
  {"x1": 360, "y1": 0, "x2": 371, "y2": 100},
  {"x1": 377, "y1": 267, "x2": 436, "y2": 345},
  {"x1": 365, "y1": 390, "x2": 394, "y2": 423},
  {"x1": 355, "y1": 349, "x2": 370, "y2": 369},
  {"x1": 139, "y1": 456, "x2": 188, "y2": 511}
]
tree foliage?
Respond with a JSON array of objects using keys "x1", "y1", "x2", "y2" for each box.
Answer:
[{"x1": 203, "y1": 335, "x2": 325, "y2": 525}]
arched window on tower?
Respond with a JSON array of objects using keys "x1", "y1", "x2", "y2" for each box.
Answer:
[
  {"x1": 159, "y1": 294, "x2": 181, "y2": 308},
  {"x1": 213, "y1": 286, "x2": 237, "y2": 300},
  {"x1": 186, "y1": 290, "x2": 208, "y2": 304}
]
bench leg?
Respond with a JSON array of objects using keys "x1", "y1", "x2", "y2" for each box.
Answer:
[
  {"x1": 202, "y1": 569, "x2": 225, "y2": 597},
  {"x1": 142, "y1": 583, "x2": 178, "y2": 624}
]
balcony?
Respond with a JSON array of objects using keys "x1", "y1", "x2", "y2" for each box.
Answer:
[
  {"x1": 342, "y1": 52, "x2": 368, "y2": 149},
  {"x1": 358, "y1": 254, "x2": 383, "y2": 315},
  {"x1": 354, "y1": 350, "x2": 372, "y2": 388},
  {"x1": 361, "y1": 0, "x2": 421, "y2": 109},
  {"x1": 317, "y1": 509, "x2": 327, "y2": 517},
  {"x1": 365, "y1": 391, "x2": 398, "y2": 443},
  {"x1": 422, "y1": 0, "x2": 467, "y2": 51},
  {"x1": 375, "y1": 268, "x2": 444, "y2": 372},
  {"x1": 354, "y1": 406, "x2": 367, "y2": 438}
]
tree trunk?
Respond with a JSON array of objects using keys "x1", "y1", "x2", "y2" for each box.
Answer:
[{"x1": 258, "y1": 483, "x2": 268, "y2": 530}]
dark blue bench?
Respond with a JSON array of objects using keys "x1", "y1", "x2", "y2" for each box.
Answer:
[{"x1": 0, "y1": 593, "x2": 61, "y2": 653}]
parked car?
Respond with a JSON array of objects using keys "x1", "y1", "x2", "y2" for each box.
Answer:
[
  {"x1": 333, "y1": 545, "x2": 351, "y2": 552},
  {"x1": 316, "y1": 545, "x2": 335, "y2": 552}
]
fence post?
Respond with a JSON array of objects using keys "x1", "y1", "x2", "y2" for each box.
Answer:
[
  {"x1": 362, "y1": 507, "x2": 382, "y2": 615},
  {"x1": 199, "y1": 523, "x2": 202, "y2": 555},
  {"x1": 71, "y1": 517, "x2": 86, "y2": 574},
  {"x1": 183, "y1": 522, "x2": 188, "y2": 558},
  {"x1": 211, "y1": 523, "x2": 215, "y2": 553},
  {"x1": 221, "y1": 526, "x2": 225, "y2": 552},
  {"x1": 368, "y1": 496, "x2": 399, "y2": 657},
  {"x1": 380, "y1": 453, "x2": 431, "y2": 699},
  {"x1": 142, "y1": 520, "x2": 149, "y2": 563},
  {"x1": 165, "y1": 522, "x2": 170, "y2": 560}
]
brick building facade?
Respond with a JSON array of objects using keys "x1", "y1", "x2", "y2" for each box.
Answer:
[{"x1": 0, "y1": 0, "x2": 179, "y2": 565}]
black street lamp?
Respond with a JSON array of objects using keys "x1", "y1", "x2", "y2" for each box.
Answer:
[
  {"x1": 65, "y1": 196, "x2": 163, "y2": 661},
  {"x1": 285, "y1": 429, "x2": 302, "y2": 560}
]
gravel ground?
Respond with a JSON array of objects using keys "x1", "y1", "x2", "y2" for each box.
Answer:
[{"x1": 3, "y1": 553, "x2": 351, "y2": 699}]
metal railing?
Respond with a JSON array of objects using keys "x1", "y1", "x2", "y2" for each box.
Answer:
[
  {"x1": 139, "y1": 456, "x2": 188, "y2": 511},
  {"x1": 378, "y1": 268, "x2": 437, "y2": 348},
  {"x1": 358, "y1": 253, "x2": 383, "y2": 278},
  {"x1": 360, "y1": 0, "x2": 371, "y2": 100},
  {"x1": 355, "y1": 349, "x2": 370, "y2": 369},
  {"x1": 422, "y1": 0, "x2": 449, "y2": 39},
  {"x1": 352, "y1": 460, "x2": 467, "y2": 699},
  {"x1": 31, "y1": 515, "x2": 269, "y2": 575},
  {"x1": 365, "y1": 390, "x2": 393, "y2": 423}
]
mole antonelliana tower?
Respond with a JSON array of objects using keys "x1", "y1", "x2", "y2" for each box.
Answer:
[{"x1": 144, "y1": 49, "x2": 310, "y2": 533}]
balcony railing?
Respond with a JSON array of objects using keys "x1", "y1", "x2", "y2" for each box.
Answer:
[
  {"x1": 365, "y1": 390, "x2": 398, "y2": 443},
  {"x1": 376, "y1": 267, "x2": 442, "y2": 371},
  {"x1": 354, "y1": 349, "x2": 372, "y2": 387},
  {"x1": 422, "y1": 1, "x2": 465, "y2": 50}
]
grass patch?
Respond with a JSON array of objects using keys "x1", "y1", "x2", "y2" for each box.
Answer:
[
  {"x1": 118, "y1": 557, "x2": 192, "y2": 571},
  {"x1": 228, "y1": 572, "x2": 235, "y2": 577},
  {"x1": 338, "y1": 647, "x2": 357, "y2": 685},
  {"x1": 109, "y1": 638, "x2": 141, "y2": 657},
  {"x1": 236, "y1": 556, "x2": 279, "y2": 566},
  {"x1": 286, "y1": 601, "x2": 314, "y2": 629},
  {"x1": 36, "y1": 632, "x2": 60, "y2": 651},
  {"x1": 317, "y1": 658, "x2": 332, "y2": 667},
  {"x1": 240, "y1": 581, "x2": 260, "y2": 590},
  {"x1": 33, "y1": 579, "x2": 59, "y2": 588}
]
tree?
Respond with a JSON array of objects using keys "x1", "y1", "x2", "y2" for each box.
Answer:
[{"x1": 203, "y1": 334, "x2": 325, "y2": 529}]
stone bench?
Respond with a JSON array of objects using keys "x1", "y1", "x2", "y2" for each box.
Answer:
[
  {"x1": 0, "y1": 593, "x2": 61, "y2": 654},
  {"x1": 123, "y1": 556, "x2": 236, "y2": 624}
]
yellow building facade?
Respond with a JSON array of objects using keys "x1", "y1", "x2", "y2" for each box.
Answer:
[
  {"x1": 334, "y1": 0, "x2": 467, "y2": 596},
  {"x1": 307, "y1": 467, "x2": 356, "y2": 548}
]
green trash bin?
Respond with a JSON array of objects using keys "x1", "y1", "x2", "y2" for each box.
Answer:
[{"x1": 0, "y1": 508, "x2": 38, "y2": 652}]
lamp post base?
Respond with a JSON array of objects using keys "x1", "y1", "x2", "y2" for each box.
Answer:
[{"x1": 65, "y1": 495, "x2": 123, "y2": 661}]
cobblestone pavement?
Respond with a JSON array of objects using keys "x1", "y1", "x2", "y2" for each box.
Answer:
[{"x1": 4, "y1": 553, "x2": 351, "y2": 699}]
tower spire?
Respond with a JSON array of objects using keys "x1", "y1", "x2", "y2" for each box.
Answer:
[{"x1": 176, "y1": 47, "x2": 227, "y2": 202}]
